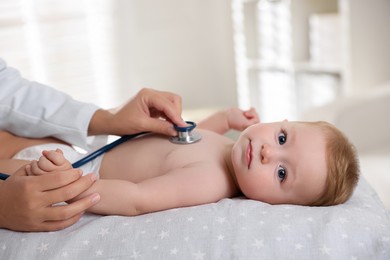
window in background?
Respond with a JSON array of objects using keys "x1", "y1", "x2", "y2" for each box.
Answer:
[
  {"x1": 256, "y1": 0, "x2": 296, "y2": 121},
  {"x1": 232, "y1": 0, "x2": 295, "y2": 122},
  {"x1": 231, "y1": 0, "x2": 341, "y2": 122},
  {"x1": 0, "y1": 0, "x2": 118, "y2": 107}
]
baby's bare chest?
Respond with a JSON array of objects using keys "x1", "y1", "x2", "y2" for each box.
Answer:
[{"x1": 100, "y1": 130, "x2": 233, "y2": 182}]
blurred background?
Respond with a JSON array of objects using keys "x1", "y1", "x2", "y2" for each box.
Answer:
[
  {"x1": 0, "y1": 0, "x2": 237, "y2": 110},
  {"x1": 0, "y1": 0, "x2": 389, "y2": 206},
  {"x1": 1, "y1": 0, "x2": 389, "y2": 118}
]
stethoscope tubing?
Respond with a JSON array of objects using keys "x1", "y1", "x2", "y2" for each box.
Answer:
[
  {"x1": 72, "y1": 131, "x2": 148, "y2": 168},
  {"x1": 0, "y1": 131, "x2": 148, "y2": 181},
  {"x1": 0, "y1": 173, "x2": 9, "y2": 180},
  {"x1": 0, "y1": 121, "x2": 200, "y2": 181}
]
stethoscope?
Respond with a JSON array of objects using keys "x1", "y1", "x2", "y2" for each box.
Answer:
[{"x1": 0, "y1": 121, "x2": 201, "y2": 181}]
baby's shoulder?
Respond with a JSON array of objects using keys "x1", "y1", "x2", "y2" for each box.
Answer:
[
  {"x1": 187, "y1": 129, "x2": 233, "y2": 156},
  {"x1": 197, "y1": 129, "x2": 233, "y2": 144}
]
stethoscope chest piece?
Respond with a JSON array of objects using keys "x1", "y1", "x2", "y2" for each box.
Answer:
[{"x1": 170, "y1": 121, "x2": 202, "y2": 144}]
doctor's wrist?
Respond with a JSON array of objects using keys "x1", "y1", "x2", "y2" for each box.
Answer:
[{"x1": 87, "y1": 109, "x2": 113, "y2": 136}]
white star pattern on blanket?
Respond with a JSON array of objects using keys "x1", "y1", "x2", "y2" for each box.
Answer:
[{"x1": 0, "y1": 179, "x2": 389, "y2": 259}]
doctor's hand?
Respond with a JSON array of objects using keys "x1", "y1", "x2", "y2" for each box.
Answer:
[
  {"x1": 88, "y1": 88, "x2": 187, "y2": 137},
  {"x1": 0, "y1": 167, "x2": 100, "y2": 232}
]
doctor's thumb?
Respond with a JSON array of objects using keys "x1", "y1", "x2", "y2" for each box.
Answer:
[{"x1": 147, "y1": 118, "x2": 177, "y2": 137}]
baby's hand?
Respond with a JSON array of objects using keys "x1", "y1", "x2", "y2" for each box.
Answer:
[
  {"x1": 26, "y1": 149, "x2": 73, "y2": 176},
  {"x1": 227, "y1": 107, "x2": 260, "y2": 131}
]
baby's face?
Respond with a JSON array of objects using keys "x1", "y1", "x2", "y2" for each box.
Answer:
[{"x1": 231, "y1": 121, "x2": 327, "y2": 205}]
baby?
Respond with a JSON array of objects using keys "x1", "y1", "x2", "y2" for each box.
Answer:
[{"x1": 5, "y1": 108, "x2": 359, "y2": 216}]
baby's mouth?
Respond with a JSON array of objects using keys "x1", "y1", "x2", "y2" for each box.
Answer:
[{"x1": 246, "y1": 140, "x2": 252, "y2": 169}]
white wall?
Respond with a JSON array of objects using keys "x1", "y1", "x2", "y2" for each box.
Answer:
[
  {"x1": 291, "y1": 0, "x2": 338, "y2": 62},
  {"x1": 0, "y1": 0, "x2": 237, "y2": 110},
  {"x1": 110, "y1": 0, "x2": 238, "y2": 110},
  {"x1": 342, "y1": 0, "x2": 390, "y2": 92}
]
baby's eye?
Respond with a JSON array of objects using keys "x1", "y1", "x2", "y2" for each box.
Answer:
[
  {"x1": 278, "y1": 131, "x2": 287, "y2": 145},
  {"x1": 277, "y1": 165, "x2": 287, "y2": 182}
]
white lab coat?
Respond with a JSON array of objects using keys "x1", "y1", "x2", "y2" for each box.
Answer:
[{"x1": 0, "y1": 58, "x2": 105, "y2": 150}]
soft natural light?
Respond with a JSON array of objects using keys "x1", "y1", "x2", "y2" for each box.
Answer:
[
  {"x1": 231, "y1": 0, "x2": 251, "y2": 110},
  {"x1": 21, "y1": 0, "x2": 47, "y2": 82},
  {"x1": 257, "y1": 0, "x2": 295, "y2": 121},
  {"x1": 0, "y1": 0, "x2": 118, "y2": 108},
  {"x1": 232, "y1": 0, "x2": 295, "y2": 122}
]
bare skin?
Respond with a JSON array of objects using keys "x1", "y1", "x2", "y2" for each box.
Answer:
[
  {"x1": 0, "y1": 88, "x2": 186, "y2": 231},
  {"x1": 88, "y1": 88, "x2": 186, "y2": 137},
  {"x1": 0, "y1": 131, "x2": 66, "y2": 160},
  {"x1": 93, "y1": 129, "x2": 240, "y2": 215},
  {"x1": 2, "y1": 107, "x2": 328, "y2": 219},
  {"x1": 74, "y1": 118, "x2": 327, "y2": 215},
  {"x1": 0, "y1": 131, "x2": 99, "y2": 231},
  {"x1": 1, "y1": 108, "x2": 259, "y2": 218}
]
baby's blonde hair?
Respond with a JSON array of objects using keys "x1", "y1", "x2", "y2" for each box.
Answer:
[{"x1": 304, "y1": 121, "x2": 360, "y2": 206}]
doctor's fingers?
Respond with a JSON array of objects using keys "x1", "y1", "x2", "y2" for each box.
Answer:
[
  {"x1": 143, "y1": 88, "x2": 182, "y2": 112},
  {"x1": 29, "y1": 212, "x2": 84, "y2": 232},
  {"x1": 147, "y1": 90, "x2": 186, "y2": 127},
  {"x1": 142, "y1": 117, "x2": 180, "y2": 137},
  {"x1": 158, "y1": 90, "x2": 183, "y2": 114},
  {"x1": 42, "y1": 173, "x2": 98, "y2": 205},
  {"x1": 32, "y1": 169, "x2": 87, "y2": 191},
  {"x1": 39, "y1": 193, "x2": 100, "y2": 231}
]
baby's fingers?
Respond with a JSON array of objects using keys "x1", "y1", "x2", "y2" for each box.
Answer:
[
  {"x1": 244, "y1": 108, "x2": 260, "y2": 123},
  {"x1": 30, "y1": 160, "x2": 48, "y2": 175},
  {"x1": 24, "y1": 164, "x2": 33, "y2": 176},
  {"x1": 42, "y1": 149, "x2": 72, "y2": 169}
]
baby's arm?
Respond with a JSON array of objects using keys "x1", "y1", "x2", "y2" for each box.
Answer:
[
  {"x1": 69, "y1": 166, "x2": 235, "y2": 216},
  {"x1": 198, "y1": 107, "x2": 259, "y2": 134},
  {"x1": 27, "y1": 149, "x2": 72, "y2": 176}
]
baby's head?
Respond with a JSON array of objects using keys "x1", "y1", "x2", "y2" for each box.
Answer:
[
  {"x1": 231, "y1": 120, "x2": 359, "y2": 206},
  {"x1": 306, "y1": 121, "x2": 360, "y2": 206}
]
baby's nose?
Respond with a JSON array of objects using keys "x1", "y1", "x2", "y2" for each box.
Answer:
[{"x1": 260, "y1": 143, "x2": 272, "y2": 164}]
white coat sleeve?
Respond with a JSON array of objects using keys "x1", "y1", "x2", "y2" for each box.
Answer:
[{"x1": 0, "y1": 58, "x2": 105, "y2": 150}]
